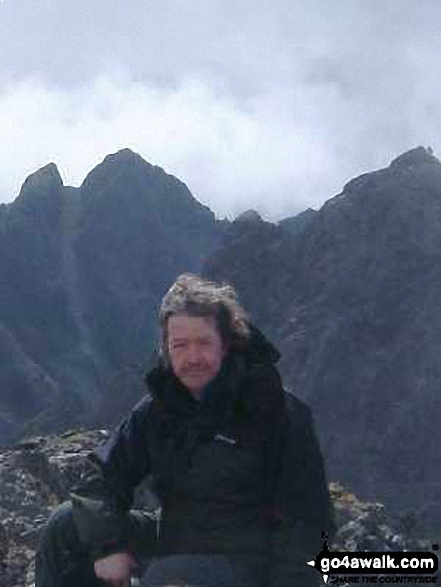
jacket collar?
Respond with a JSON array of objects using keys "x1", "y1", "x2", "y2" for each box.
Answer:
[{"x1": 237, "y1": 322, "x2": 281, "y2": 365}]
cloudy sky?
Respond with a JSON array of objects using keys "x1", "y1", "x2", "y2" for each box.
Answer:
[{"x1": 1, "y1": 0, "x2": 440, "y2": 220}]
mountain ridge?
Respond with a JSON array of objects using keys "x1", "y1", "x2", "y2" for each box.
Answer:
[
  {"x1": 203, "y1": 146, "x2": 441, "y2": 534},
  {"x1": 0, "y1": 146, "x2": 439, "y2": 535}
]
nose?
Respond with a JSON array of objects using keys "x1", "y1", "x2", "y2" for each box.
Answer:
[{"x1": 187, "y1": 344, "x2": 202, "y2": 365}]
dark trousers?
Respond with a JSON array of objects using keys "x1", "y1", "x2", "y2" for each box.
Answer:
[
  {"x1": 35, "y1": 502, "x2": 263, "y2": 587},
  {"x1": 35, "y1": 501, "x2": 154, "y2": 587}
]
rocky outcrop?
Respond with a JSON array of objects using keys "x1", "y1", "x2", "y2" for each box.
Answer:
[
  {"x1": 0, "y1": 431, "x2": 106, "y2": 586},
  {"x1": 0, "y1": 431, "x2": 433, "y2": 587}
]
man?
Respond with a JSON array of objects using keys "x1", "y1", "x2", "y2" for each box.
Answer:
[{"x1": 36, "y1": 273, "x2": 335, "y2": 586}]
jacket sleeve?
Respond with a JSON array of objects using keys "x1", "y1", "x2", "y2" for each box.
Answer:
[
  {"x1": 268, "y1": 398, "x2": 335, "y2": 587},
  {"x1": 70, "y1": 396, "x2": 153, "y2": 560}
]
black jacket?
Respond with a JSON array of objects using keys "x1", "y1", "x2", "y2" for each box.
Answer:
[{"x1": 71, "y1": 329, "x2": 334, "y2": 586}]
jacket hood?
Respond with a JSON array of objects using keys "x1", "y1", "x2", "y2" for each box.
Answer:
[{"x1": 239, "y1": 323, "x2": 281, "y2": 365}]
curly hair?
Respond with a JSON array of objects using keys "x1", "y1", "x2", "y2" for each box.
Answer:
[{"x1": 159, "y1": 273, "x2": 250, "y2": 362}]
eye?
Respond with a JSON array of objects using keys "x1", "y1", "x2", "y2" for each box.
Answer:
[
  {"x1": 171, "y1": 341, "x2": 187, "y2": 350},
  {"x1": 199, "y1": 340, "x2": 212, "y2": 347}
]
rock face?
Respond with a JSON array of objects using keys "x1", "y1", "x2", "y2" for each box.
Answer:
[
  {"x1": 0, "y1": 430, "x2": 108, "y2": 586},
  {"x1": 0, "y1": 431, "x2": 432, "y2": 587},
  {"x1": 0, "y1": 150, "x2": 222, "y2": 442},
  {"x1": 204, "y1": 147, "x2": 441, "y2": 535}
]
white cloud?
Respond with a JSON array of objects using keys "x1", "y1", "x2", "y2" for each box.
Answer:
[
  {"x1": 2, "y1": 0, "x2": 441, "y2": 222},
  {"x1": 0, "y1": 72, "x2": 347, "y2": 220}
]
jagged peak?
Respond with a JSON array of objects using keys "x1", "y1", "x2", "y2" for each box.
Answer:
[
  {"x1": 79, "y1": 149, "x2": 215, "y2": 222},
  {"x1": 102, "y1": 148, "x2": 147, "y2": 166},
  {"x1": 81, "y1": 148, "x2": 167, "y2": 191},
  {"x1": 341, "y1": 146, "x2": 440, "y2": 197},
  {"x1": 234, "y1": 209, "x2": 263, "y2": 223},
  {"x1": 19, "y1": 163, "x2": 63, "y2": 196},
  {"x1": 389, "y1": 146, "x2": 439, "y2": 168}
]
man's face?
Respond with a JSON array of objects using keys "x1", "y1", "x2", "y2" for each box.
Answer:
[{"x1": 167, "y1": 314, "x2": 227, "y2": 398}]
